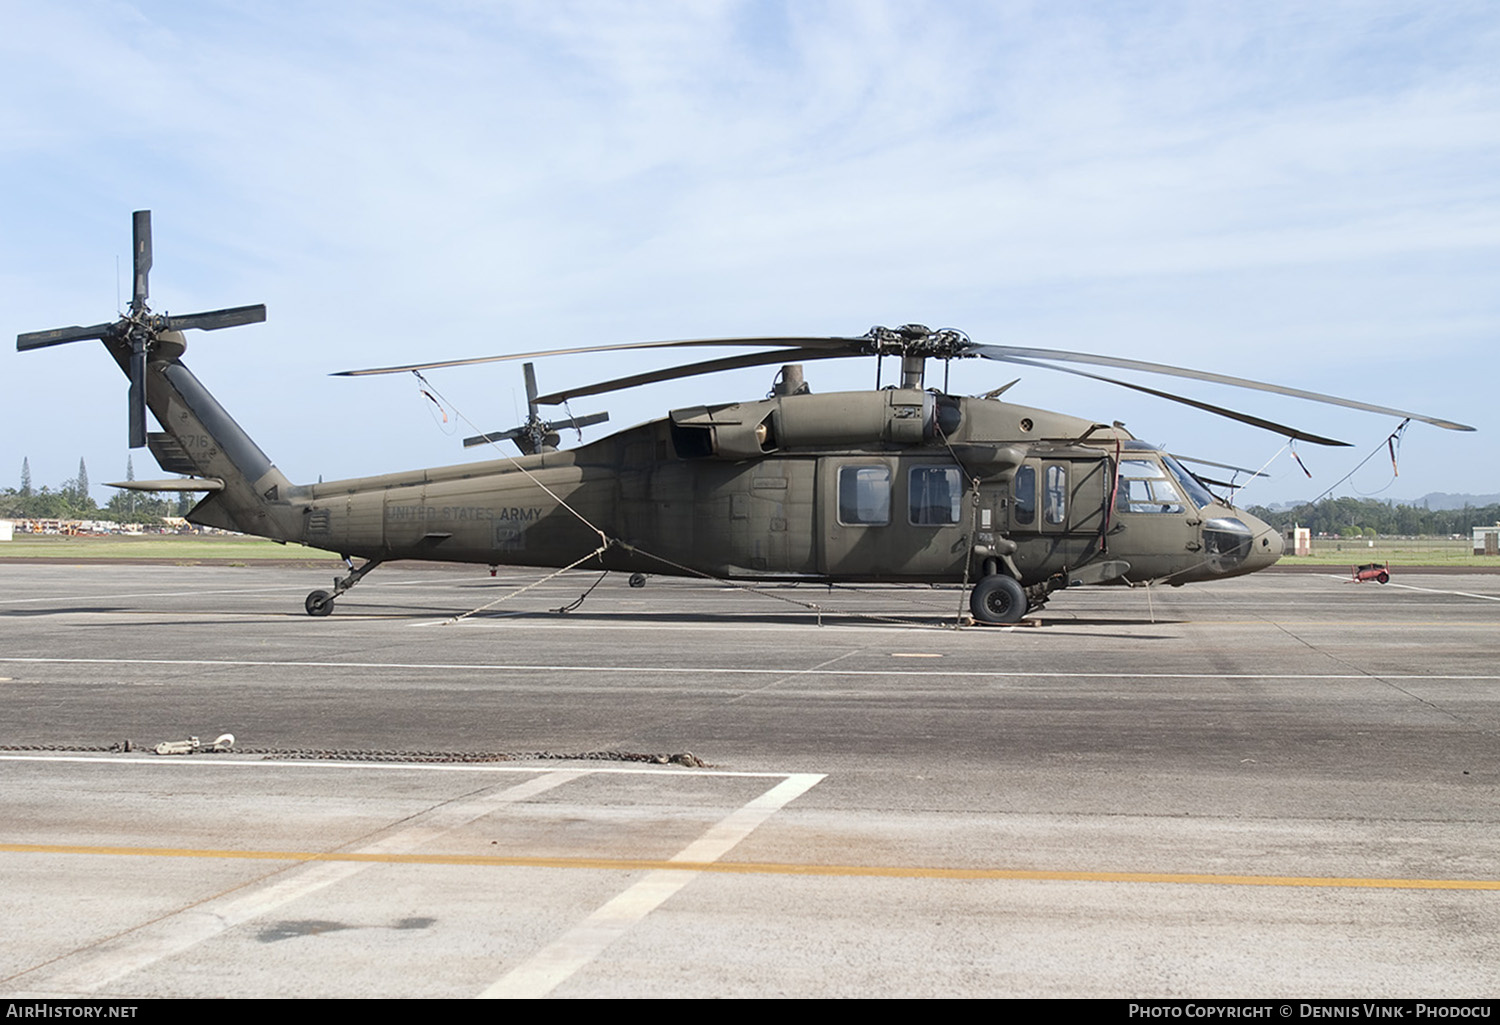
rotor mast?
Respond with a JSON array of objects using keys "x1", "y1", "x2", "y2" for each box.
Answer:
[
  {"x1": 866, "y1": 324, "x2": 965, "y2": 391},
  {"x1": 900, "y1": 353, "x2": 926, "y2": 389}
]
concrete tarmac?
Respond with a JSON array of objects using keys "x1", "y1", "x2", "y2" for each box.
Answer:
[{"x1": 1, "y1": 562, "x2": 1497, "y2": 998}]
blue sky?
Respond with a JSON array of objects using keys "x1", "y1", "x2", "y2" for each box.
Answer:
[{"x1": 4, "y1": 1, "x2": 1496, "y2": 508}]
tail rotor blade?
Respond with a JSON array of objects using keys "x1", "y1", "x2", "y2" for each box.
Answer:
[
  {"x1": 523, "y1": 362, "x2": 540, "y2": 420},
  {"x1": 558, "y1": 411, "x2": 610, "y2": 431},
  {"x1": 128, "y1": 344, "x2": 148, "y2": 449},
  {"x1": 17, "y1": 322, "x2": 118, "y2": 350},
  {"x1": 462, "y1": 428, "x2": 523, "y2": 448},
  {"x1": 132, "y1": 210, "x2": 152, "y2": 311},
  {"x1": 165, "y1": 304, "x2": 267, "y2": 332}
]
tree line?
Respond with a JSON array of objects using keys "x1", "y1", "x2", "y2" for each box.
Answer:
[
  {"x1": 3, "y1": 457, "x2": 192, "y2": 524},
  {"x1": 1245, "y1": 496, "x2": 1500, "y2": 537}
]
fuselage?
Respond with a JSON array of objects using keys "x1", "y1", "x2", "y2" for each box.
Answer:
[{"x1": 190, "y1": 380, "x2": 1281, "y2": 589}]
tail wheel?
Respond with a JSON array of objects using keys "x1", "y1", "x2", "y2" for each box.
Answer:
[
  {"x1": 970, "y1": 574, "x2": 1027, "y2": 624},
  {"x1": 305, "y1": 589, "x2": 334, "y2": 616}
]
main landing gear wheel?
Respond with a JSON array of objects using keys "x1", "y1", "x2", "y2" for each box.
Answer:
[
  {"x1": 970, "y1": 574, "x2": 1028, "y2": 625},
  {"x1": 305, "y1": 589, "x2": 334, "y2": 616},
  {"x1": 628, "y1": 572, "x2": 647, "y2": 588}
]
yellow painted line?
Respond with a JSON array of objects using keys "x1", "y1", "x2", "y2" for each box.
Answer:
[{"x1": 5, "y1": 842, "x2": 1498, "y2": 891}]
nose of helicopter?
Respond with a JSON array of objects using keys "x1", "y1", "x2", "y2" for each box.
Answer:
[
  {"x1": 1241, "y1": 510, "x2": 1284, "y2": 570},
  {"x1": 1194, "y1": 507, "x2": 1283, "y2": 580}
]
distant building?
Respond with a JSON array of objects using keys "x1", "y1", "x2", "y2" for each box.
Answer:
[
  {"x1": 1475, "y1": 524, "x2": 1500, "y2": 556},
  {"x1": 1283, "y1": 525, "x2": 1311, "y2": 557},
  {"x1": 0, "y1": 519, "x2": 12, "y2": 542}
]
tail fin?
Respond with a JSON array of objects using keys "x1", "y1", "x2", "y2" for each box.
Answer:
[{"x1": 138, "y1": 346, "x2": 301, "y2": 539}]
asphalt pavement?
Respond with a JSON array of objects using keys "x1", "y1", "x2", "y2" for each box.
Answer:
[{"x1": 1, "y1": 562, "x2": 1497, "y2": 998}]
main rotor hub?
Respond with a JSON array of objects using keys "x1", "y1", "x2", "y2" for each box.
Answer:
[{"x1": 862, "y1": 324, "x2": 972, "y2": 360}]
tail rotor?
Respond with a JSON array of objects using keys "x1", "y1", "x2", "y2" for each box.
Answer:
[
  {"x1": 462, "y1": 362, "x2": 609, "y2": 454},
  {"x1": 16, "y1": 210, "x2": 267, "y2": 448}
]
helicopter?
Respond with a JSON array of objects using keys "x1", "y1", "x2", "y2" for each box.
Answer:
[{"x1": 16, "y1": 212, "x2": 1476, "y2": 624}]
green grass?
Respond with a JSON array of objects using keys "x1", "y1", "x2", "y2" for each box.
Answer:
[
  {"x1": 1280, "y1": 537, "x2": 1497, "y2": 568},
  {"x1": 0, "y1": 533, "x2": 342, "y2": 561}
]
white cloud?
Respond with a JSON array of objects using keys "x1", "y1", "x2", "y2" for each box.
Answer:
[{"x1": 3, "y1": 1, "x2": 1495, "y2": 504}]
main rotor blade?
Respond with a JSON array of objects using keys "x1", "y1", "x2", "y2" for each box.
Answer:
[
  {"x1": 332, "y1": 336, "x2": 865, "y2": 377},
  {"x1": 132, "y1": 210, "x2": 152, "y2": 311},
  {"x1": 1190, "y1": 474, "x2": 1243, "y2": 490},
  {"x1": 17, "y1": 321, "x2": 119, "y2": 350},
  {"x1": 1169, "y1": 454, "x2": 1270, "y2": 478},
  {"x1": 969, "y1": 343, "x2": 1474, "y2": 432},
  {"x1": 533, "y1": 346, "x2": 853, "y2": 406},
  {"x1": 991, "y1": 353, "x2": 1352, "y2": 447},
  {"x1": 164, "y1": 304, "x2": 267, "y2": 331}
]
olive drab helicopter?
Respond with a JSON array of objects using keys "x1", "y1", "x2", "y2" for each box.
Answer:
[{"x1": 17, "y1": 212, "x2": 1476, "y2": 623}]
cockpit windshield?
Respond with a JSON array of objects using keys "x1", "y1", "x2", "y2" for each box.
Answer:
[{"x1": 1160, "y1": 454, "x2": 1217, "y2": 510}]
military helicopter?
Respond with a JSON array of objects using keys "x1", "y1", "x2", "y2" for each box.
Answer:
[{"x1": 17, "y1": 212, "x2": 1475, "y2": 623}]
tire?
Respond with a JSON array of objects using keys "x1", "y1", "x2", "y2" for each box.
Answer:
[
  {"x1": 970, "y1": 574, "x2": 1027, "y2": 624},
  {"x1": 1376, "y1": 571, "x2": 1389, "y2": 584},
  {"x1": 628, "y1": 572, "x2": 647, "y2": 589},
  {"x1": 305, "y1": 589, "x2": 334, "y2": 616}
]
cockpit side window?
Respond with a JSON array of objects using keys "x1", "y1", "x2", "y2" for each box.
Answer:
[
  {"x1": 1044, "y1": 464, "x2": 1067, "y2": 524},
  {"x1": 1115, "y1": 458, "x2": 1186, "y2": 514}
]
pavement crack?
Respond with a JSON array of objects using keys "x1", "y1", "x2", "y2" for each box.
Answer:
[{"x1": 725, "y1": 650, "x2": 861, "y2": 703}]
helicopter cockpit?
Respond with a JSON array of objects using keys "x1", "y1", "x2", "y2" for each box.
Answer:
[
  {"x1": 1107, "y1": 442, "x2": 1273, "y2": 578},
  {"x1": 1113, "y1": 443, "x2": 1217, "y2": 514}
]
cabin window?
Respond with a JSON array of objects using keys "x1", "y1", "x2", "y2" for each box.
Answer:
[
  {"x1": 1013, "y1": 466, "x2": 1036, "y2": 525},
  {"x1": 909, "y1": 466, "x2": 964, "y2": 525},
  {"x1": 838, "y1": 465, "x2": 891, "y2": 526},
  {"x1": 1115, "y1": 458, "x2": 1186, "y2": 514},
  {"x1": 1044, "y1": 464, "x2": 1067, "y2": 525}
]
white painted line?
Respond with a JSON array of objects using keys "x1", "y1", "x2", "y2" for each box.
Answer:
[
  {"x1": 0, "y1": 753, "x2": 798, "y2": 780},
  {"x1": 408, "y1": 613, "x2": 954, "y2": 630},
  {"x1": 479, "y1": 772, "x2": 825, "y2": 999},
  {"x1": 0, "y1": 576, "x2": 518, "y2": 605},
  {"x1": 1384, "y1": 582, "x2": 1500, "y2": 602},
  {"x1": 4, "y1": 656, "x2": 1498, "y2": 682},
  {"x1": 5, "y1": 770, "x2": 587, "y2": 997},
  {"x1": 0, "y1": 585, "x2": 302, "y2": 605},
  {"x1": 1321, "y1": 574, "x2": 1500, "y2": 602}
]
